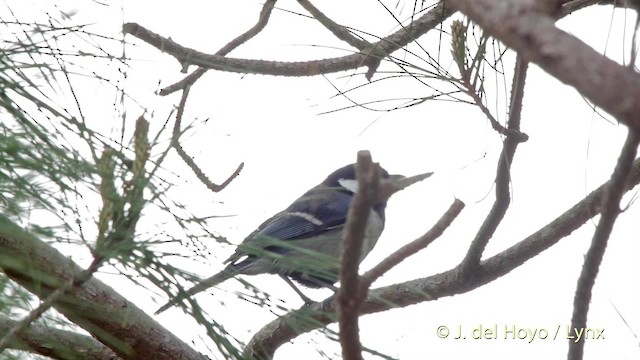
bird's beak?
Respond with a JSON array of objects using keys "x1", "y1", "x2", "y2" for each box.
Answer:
[
  {"x1": 389, "y1": 171, "x2": 433, "y2": 194},
  {"x1": 375, "y1": 171, "x2": 433, "y2": 201}
]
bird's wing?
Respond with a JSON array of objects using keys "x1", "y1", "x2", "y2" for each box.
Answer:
[
  {"x1": 226, "y1": 188, "x2": 352, "y2": 263},
  {"x1": 261, "y1": 189, "x2": 350, "y2": 239}
]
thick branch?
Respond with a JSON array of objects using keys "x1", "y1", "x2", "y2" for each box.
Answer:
[
  {"x1": 448, "y1": 0, "x2": 640, "y2": 130},
  {"x1": 244, "y1": 156, "x2": 640, "y2": 359},
  {"x1": 0, "y1": 257, "x2": 103, "y2": 351},
  {"x1": 0, "y1": 316, "x2": 120, "y2": 360},
  {"x1": 0, "y1": 215, "x2": 206, "y2": 360}
]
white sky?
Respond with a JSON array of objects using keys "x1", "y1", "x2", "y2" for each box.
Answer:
[{"x1": 5, "y1": 0, "x2": 640, "y2": 359}]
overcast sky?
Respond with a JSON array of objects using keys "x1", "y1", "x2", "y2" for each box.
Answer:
[{"x1": 6, "y1": 1, "x2": 640, "y2": 359}]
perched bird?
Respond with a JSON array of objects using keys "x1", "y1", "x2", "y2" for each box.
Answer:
[{"x1": 156, "y1": 163, "x2": 431, "y2": 314}]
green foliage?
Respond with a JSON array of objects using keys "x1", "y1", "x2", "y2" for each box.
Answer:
[{"x1": 0, "y1": 4, "x2": 237, "y2": 357}]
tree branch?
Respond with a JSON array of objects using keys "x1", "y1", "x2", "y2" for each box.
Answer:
[
  {"x1": 244, "y1": 156, "x2": 640, "y2": 358},
  {"x1": 448, "y1": 0, "x2": 640, "y2": 130},
  {"x1": 461, "y1": 56, "x2": 529, "y2": 273},
  {"x1": 172, "y1": 87, "x2": 244, "y2": 193},
  {"x1": 160, "y1": 0, "x2": 278, "y2": 95},
  {"x1": 568, "y1": 129, "x2": 640, "y2": 359},
  {"x1": 0, "y1": 316, "x2": 120, "y2": 360},
  {"x1": 0, "y1": 257, "x2": 102, "y2": 352},
  {"x1": 559, "y1": 0, "x2": 601, "y2": 16},
  {"x1": 297, "y1": 0, "x2": 371, "y2": 51},
  {"x1": 0, "y1": 215, "x2": 207, "y2": 360},
  {"x1": 123, "y1": 1, "x2": 455, "y2": 80},
  {"x1": 361, "y1": 198, "x2": 465, "y2": 288},
  {"x1": 337, "y1": 151, "x2": 377, "y2": 360}
]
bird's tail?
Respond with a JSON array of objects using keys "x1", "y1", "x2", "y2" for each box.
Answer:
[{"x1": 155, "y1": 266, "x2": 238, "y2": 315}]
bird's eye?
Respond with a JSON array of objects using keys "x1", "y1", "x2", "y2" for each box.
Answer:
[{"x1": 338, "y1": 178, "x2": 359, "y2": 193}]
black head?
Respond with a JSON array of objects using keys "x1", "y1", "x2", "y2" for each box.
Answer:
[{"x1": 323, "y1": 163, "x2": 390, "y2": 194}]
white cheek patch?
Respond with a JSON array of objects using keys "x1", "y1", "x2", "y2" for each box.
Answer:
[{"x1": 338, "y1": 178, "x2": 359, "y2": 193}]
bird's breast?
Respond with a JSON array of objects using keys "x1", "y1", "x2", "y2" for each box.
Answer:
[{"x1": 359, "y1": 208, "x2": 385, "y2": 262}]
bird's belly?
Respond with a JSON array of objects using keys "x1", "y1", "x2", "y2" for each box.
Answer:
[
  {"x1": 265, "y1": 209, "x2": 384, "y2": 287},
  {"x1": 360, "y1": 209, "x2": 384, "y2": 262}
]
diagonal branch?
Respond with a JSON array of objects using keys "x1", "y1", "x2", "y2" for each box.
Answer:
[
  {"x1": 0, "y1": 130, "x2": 151, "y2": 353},
  {"x1": 361, "y1": 198, "x2": 465, "y2": 288},
  {"x1": 0, "y1": 316, "x2": 120, "y2": 360},
  {"x1": 460, "y1": 56, "x2": 529, "y2": 273},
  {"x1": 559, "y1": 0, "x2": 601, "y2": 16},
  {"x1": 297, "y1": 0, "x2": 371, "y2": 51},
  {"x1": 0, "y1": 215, "x2": 207, "y2": 360},
  {"x1": 0, "y1": 258, "x2": 103, "y2": 352},
  {"x1": 568, "y1": 129, "x2": 640, "y2": 359},
  {"x1": 337, "y1": 151, "x2": 377, "y2": 360},
  {"x1": 160, "y1": 0, "x2": 278, "y2": 95},
  {"x1": 448, "y1": 0, "x2": 640, "y2": 130},
  {"x1": 244, "y1": 156, "x2": 640, "y2": 359},
  {"x1": 172, "y1": 87, "x2": 244, "y2": 193}
]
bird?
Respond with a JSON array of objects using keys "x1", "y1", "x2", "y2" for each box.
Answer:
[{"x1": 155, "y1": 163, "x2": 432, "y2": 314}]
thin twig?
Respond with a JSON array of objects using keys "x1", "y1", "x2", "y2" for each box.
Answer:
[
  {"x1": 172, "y1": 87, "x2": 244, "y2": 192},
  {"x1": 448, "y1": 0, "x2": 640, "y2": 130},
  {"x1": 460, "y1": 56, "x2": 529, "y2": 274},
  {"x1": 297, "y1": 0, "x2": 371, "y2": 51},
  {"x1": 160, "y1": 0, "x2": 277, "y2": 95},
  {"x1": 460, "y1": 76, "x2": 528, "y2": 141},
  {"x1": 361, "y1": 198, "x2": 465, "y2": 288},
  {"x1": 338, "y1": 151, "x2": 377, "y2": 360},
  {"x1": 568, "y1": 129, "x2": 640, "y2": 360}
]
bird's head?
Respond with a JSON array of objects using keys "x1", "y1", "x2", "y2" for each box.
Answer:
[
  {"x1": 321, "y1": 163, "x2": 432, "y2": 221},
  {"x1": 323, "y1": 163, "x2": 432, "y2": 200}
]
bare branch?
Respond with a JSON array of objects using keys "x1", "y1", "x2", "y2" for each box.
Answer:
[
  {"x1": 244, "y1": 156, "x2": 640, "y2": 358},
  {"x1": 123, "y1": 2, "x2": 455, "y2": 80},
  {"x1": 459, "y1": 76, "x2": 528, "y2": 141},
  {"x1": 568, "y1": 129, "x2": 640, "y2": 359},
  {"x1": 172, "y1": 87, "x2": 244, "y2": 193},
  {"x1": 448, "y1": 0, "x2": 640, "y2": 130},
  {"x1": 160, "y1": 0, "x2": 278, "y2": 95},
  {"x1": 374, "y1": 2, "x2": 453, "y2": 56},
  {"x1": 337, "y1": 151, "x2": 377, "y2": 360},
  {"x1": 0, "y1": 316, "x2": 121, "y2": 360},
  {"x1": 559, "y1": 0, "x2": 601, "y2": 16},
  {"x1": 461, "y1": 57, "x2": 529, "y2": 273},
  {"x1": 450, "y1": 20, "x2": 528, "y2": 141},
  {"x1": 361, "y1": 198, "x2": 465, "y2": 288},
  {"x1": 297, "y1": 0, "x2": 371, "y2": 51}
]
